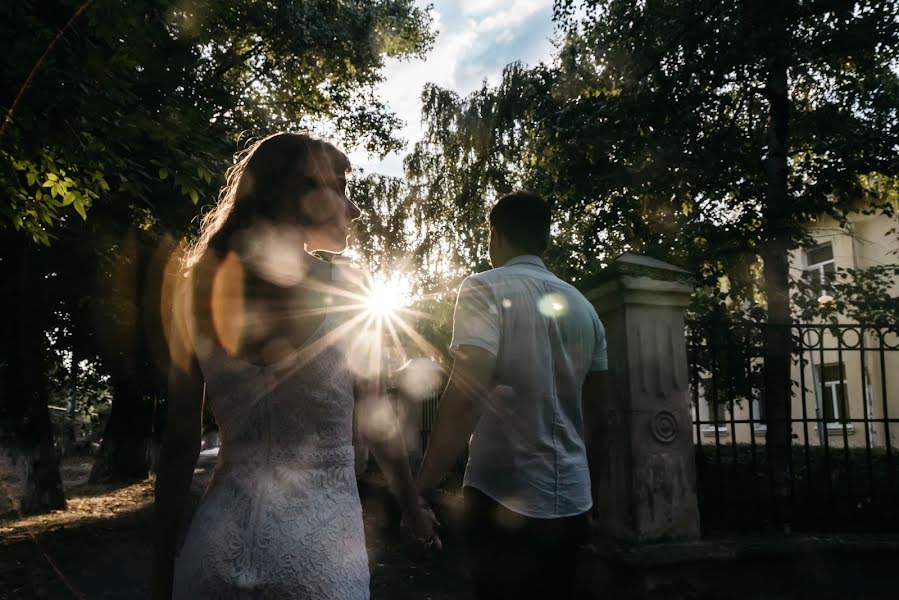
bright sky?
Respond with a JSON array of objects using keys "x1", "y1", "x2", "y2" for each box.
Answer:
[{"x1": 349, "y1": 0, "x2": 557, "y2": 178}]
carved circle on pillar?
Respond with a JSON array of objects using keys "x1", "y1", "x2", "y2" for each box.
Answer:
[{"x1": 651, "y1": 410, "x2": 678, "y2": 443}]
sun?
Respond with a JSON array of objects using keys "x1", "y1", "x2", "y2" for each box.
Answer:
[{"x1": 365, "y1": 275, "x2": 411, "y2": 319}]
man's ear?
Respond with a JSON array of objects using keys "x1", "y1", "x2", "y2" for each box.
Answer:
[{"x1": 489, "y1": 226, "x2": 504, "y2": 248}]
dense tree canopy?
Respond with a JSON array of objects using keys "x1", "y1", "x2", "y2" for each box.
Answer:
[
  {"x1": 1, "y1": 0, "x2": 434, "y2": 511},
  {"x1": 405, "y1": 0, "x2": 899, "y2": 300},
  {"x1": 1, "y1": 0, "x2": 433, "y2": 242}
]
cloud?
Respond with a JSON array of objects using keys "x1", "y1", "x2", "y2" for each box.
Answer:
[
  {"x1": 351, "y1": 0, "x2": 556, "y2": 177},
  {"x1": 477, "y1": 0, "x2": 544, "y2": 32},
  {"x1": 460, "y1": 0, "x2": 544, "y2": 20},
  {"x1": 459, "y1": 0, "x2": 508, "y2": 16}
]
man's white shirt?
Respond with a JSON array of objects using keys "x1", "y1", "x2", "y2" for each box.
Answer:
[{"x1": 450, "y1": 254, "x2": 607, "y2": 518}]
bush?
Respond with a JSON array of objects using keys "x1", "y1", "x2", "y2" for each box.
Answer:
[{"x1": 695, "y1": 443, "x2": 899, "y2": 533}]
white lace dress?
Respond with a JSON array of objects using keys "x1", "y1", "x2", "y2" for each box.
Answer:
[{"x1": 172, "y1": 309, "x2": 370, "y2": 599}]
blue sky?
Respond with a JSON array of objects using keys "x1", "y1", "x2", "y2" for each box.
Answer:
[{"x1": 349, "y1": 0, "x2": 557, "y2": 178}]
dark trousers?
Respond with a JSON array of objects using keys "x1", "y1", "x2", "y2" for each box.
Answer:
[{"x1": 462, "y1": 486, "x2": 589, "y2": 600}]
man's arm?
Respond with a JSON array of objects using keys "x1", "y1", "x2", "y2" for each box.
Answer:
[
  {"x1": 416, "y1": 345, "x2": 496, "y2": 495},
  {"x1": 582, "y1": 369, "x2": 612, "y2": 511}
]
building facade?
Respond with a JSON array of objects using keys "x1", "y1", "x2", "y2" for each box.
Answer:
[{"x1": 694, "y1": 210, "x2": 899, "y2": 450}]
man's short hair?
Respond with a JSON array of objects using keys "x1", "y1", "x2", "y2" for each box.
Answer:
[{"x1": 488, "y1": 191, "x2": 551, "y2": 256}]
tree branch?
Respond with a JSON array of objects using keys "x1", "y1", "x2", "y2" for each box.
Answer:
[
  {"x1": 0, "y1": 0, "x2": 95, "y2": 147},
  {"x1": 633, "y1": 0, "x2": 725, "y2": 82}
]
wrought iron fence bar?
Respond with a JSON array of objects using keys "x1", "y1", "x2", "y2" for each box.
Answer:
[
  {"x1": 691, "y1": 329, "x2": 702, "y2": 445},
  {"x1": 690, "y1": 325, "x2": 708, "y2": 526},
  {"x1": 860, "y1": 329, "x2": 876, "y2": 524},
  {"x1": 836, "y1": 327, "x2": 854, "y2": 521},
  {"x1": 763, "y1": 325, "x2": 777, "y2": 527},
  {"x1": 709, "y1": 325, "x2": 725, "y2": 517},
  {"x1": 785, "y1": 333, "x2": 797, "y2": 521},
  {"x1": 747, "y1": 340, "x2": 762, "y2": 523},
  {"x1": 725, "y1": 329, "x2": 739, "y2": 502},
  {"x1": 817, "y1": 326, "x2": 835, "y2": 515},
  {"x1": 796, "y1": 327, "x2": 815, "y2": 514},
  {"x1": 879, "y1": 338, "x2": 895, "y2": 515}
]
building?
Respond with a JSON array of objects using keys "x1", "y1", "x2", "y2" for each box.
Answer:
[{"x1": 694, "y1": 209, "x2": 899, "y2": 450}]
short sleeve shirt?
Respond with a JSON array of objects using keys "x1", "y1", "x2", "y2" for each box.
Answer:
[{"x1": 450, "y1": 255, "x2": 607, "y2": 518}]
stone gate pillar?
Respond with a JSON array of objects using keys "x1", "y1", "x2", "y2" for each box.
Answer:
[{"x1": 585, "y1": 253, "x2": 700, "y2": 543}]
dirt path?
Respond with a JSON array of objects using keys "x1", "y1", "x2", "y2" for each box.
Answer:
[{"x1": 0, "y1": 454, "x2": 471, "y2": 600}]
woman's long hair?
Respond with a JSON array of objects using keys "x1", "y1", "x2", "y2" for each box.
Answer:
[
  {"x1": 183, "y1": 131, "x2": 351, "y2": 271},
  {"x1": 178, "y1": 132, "x2": 351, "y2": 352}
]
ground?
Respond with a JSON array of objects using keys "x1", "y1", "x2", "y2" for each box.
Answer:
[{"x1": 0, "y1": 453, "x2": 472, "y2": 600}]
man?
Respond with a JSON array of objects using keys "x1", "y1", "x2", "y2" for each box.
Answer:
[{"x1": 416, "y1": 191, "x2": 608, "y2": 599}]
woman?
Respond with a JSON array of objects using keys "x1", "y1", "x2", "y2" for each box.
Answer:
[{"x1": 153, "y1": 132, "x2": 438, "y2": 599}]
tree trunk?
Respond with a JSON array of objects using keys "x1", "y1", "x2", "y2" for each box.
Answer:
[
  {"x1": 59, "y1": 325, "x2": 79, "y2": 457},
  {"x1": 1, "y1": 233, "x2": 66, "y2": 514},
  {"x1": 762, "y1": 1, "x2": 793, "y2": 531},
  {"x1": 88, "y1": 377, "x2": 154, "y2": 482},
  {"x1": 19, "y1": 388, "x2": 67, "y2": 514},
  {"x1": 88, "y1": 229, "x2": 162, "y2": 482}
]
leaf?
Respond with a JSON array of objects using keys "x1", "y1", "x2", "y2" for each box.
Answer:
[
  {"x1": 73, "y1": 199, "x2": 88, "y2": 220},
  {"x1": 62, "y1": 191, "x2": 76, "y2": 206},
  {"x1": 189, "y1": 188, "x2": 199, "y2": 204},
  {"x1": 26, "y1": 172, "x2": 36, "y2": 186},
  {"x1": 159, "y1": 167, "x2": 168, "y2": 180}
]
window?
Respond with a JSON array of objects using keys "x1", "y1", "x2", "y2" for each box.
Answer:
[
  {"x1": 698, "y1": 378, "x2": 728, "y2": 433},
  {"x1": 818, "y1": 363, "x2": 849, "y2": 425},
  {"x1": 804, "y1": 243, "x2": 836, "y2": 299},
  {"x1": 751, "y1": 395, "x2": 767, "y2": 430},
  {"x1": 709, "y1": 400, "x2": 726, "y2": 425}
]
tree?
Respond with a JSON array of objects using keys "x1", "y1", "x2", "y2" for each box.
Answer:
[
  {"x1": 348, "y1": 173, "x2": 460, "y2": 362},
  {"x1": 405, "y1": 0, "x2": 899, "y2": 528},
  {"x1": 1, "y1": 0, "x2": 434, "y2": 510}
]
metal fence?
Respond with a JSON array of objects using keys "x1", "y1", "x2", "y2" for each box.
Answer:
[
  {"x1": 688, "y1": 320, "x2": 899, "y2": 533},
  {"x1": 418, "y1": 387, "x2": 441, "y2": 453}
]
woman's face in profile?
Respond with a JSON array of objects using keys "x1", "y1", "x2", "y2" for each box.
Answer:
[{"x1": 298, "y1": 162, "x2": 361, "y2": 254}]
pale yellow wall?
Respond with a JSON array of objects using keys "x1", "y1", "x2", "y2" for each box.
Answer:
[
  {"x1": 850, "y1": 211, "x2": 899, "y2": 297},
  {"x1": 696, "y1": 212, "x2": 899, "y2": 449},
  {"x1": 692, "y1": 340, "x2": 899, "y2": 450},
  {"x1": 789, "y1": 211, "x2": 899, "y2": 297}
]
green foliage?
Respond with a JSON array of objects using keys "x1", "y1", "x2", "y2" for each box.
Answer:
[
  {"x1": 349, "y1": 173, "x2": 461, "y2": 360},
  {"x1": 795, "y1": 263, "x2": 899, "y2": 324},
  {"x1": 45, "y1": 358, "x2": 113, "y2": 446},
  {"x1": 0, "y1": 0, "x2": 435, "y2": 484},
  {"x1": 1, "y1": 0, "x2": 435, "y2": 243},
  {"x1": 0, "y1": 149, "x2": 107, "y2": 243},
  {"x1": 406, "y1": 0, "x2": 899, "y2": 315}
]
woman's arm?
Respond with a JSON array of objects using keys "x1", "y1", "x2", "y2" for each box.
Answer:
[{"x1": 153, "y1": 359, "x2": 204, "y2": 599}]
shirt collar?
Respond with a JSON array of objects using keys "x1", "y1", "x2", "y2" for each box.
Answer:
[{"x1": 504, "y1": 254, "x2": 547, "y2": 269}]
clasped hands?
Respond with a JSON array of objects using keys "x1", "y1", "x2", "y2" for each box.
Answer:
[{"x1": 400, "y1": 495, "x2": 442, "y2": 559}]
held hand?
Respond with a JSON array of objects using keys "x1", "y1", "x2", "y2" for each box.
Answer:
[{"x1": 400, "y1": 497, "x2": 443, "y2": 559}]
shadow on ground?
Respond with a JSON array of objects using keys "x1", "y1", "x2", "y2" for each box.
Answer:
[{"x1": 0, "y1": 454, "x2": 472, "y2": 600}]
